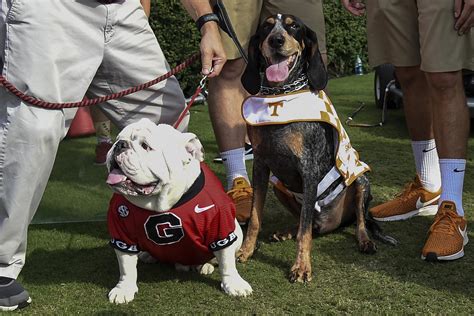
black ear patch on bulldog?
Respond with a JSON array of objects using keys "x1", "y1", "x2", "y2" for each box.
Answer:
[
  {"x1": 241, "y1": 34, "x2": 262, "y2": 95},
  {"x1": 303, "y1": 26, "x2": 328, "y2": 91}
]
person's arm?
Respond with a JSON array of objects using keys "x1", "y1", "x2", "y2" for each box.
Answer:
[
  {"x1": 340, "y1": 0, "x2": 366, "y2": 16},
  {"x1": 180, "y1": 0, "x2": 226, "y2": 77},
  {"x1": 454, "y1": 0, "x2": 473, "y2": 35},
  {"x1": 140, "y1": 0, "x2": 151, "y2": 18}
]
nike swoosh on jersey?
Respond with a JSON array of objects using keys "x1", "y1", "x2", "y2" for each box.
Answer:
[
  {"x1": 415, "y1": 196, "x2": 439, "y2": 209},
  {"x1": 194, "y1": 204, "x2": 215, "y2": 213}
]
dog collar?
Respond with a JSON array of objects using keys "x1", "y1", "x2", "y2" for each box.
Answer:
[
  {"x1": 260, "y1": 74, "x2": 308, "y2": 95},
  {"x1": 171, "y1": 169, "x2": 205, "y2": 209}
]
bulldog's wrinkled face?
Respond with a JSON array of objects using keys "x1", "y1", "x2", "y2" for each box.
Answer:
[{"x1": 106, "y1": 118, "x2": 204, "y2": 198}]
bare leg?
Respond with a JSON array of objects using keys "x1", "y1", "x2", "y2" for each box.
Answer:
[
  {"x1": 426, "y1": 71, "x2": 469, "y2": 159},
  {"x1": 207, "y1": 58, "x2": 248, "y2": 152},
  {"x1": 395, "y1": 66, "x2": 434, "y2": 140}
]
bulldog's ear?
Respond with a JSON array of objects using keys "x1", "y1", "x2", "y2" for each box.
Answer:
[{"x1": 182, "y1": 132, "x2": 204, "y2": 162}]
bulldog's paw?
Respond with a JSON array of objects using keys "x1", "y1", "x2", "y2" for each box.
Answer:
[
  {"x1": 174, "y1": 263, "x2": 215, "y2": 275},
  {"x1": 138, "y1": 251, "x2": 158, "y2": 264},
  {"x1": 108, "y1": 284, "x2": 138, "y2": 304},
  {"x1": 221, "y1": 275, "x2": 253, "y2": 297},
  {"x1": 198, "y1": 263, "x2": 215, "y2": 275}
]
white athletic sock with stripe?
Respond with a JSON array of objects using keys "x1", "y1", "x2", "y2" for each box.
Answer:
[
  {"x1": 439, "y1": 159, "x2": 465, "y2": 216},
  {"x1": 411, "y1": 139, "x2": 441, "y2": 192},
  {"x1": 221, "y1": 147, "x2": 249, "y2": 190}
]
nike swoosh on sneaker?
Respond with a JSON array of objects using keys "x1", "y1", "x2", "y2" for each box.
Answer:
[
  {"x1": 415, "y1": 196, "x2": 439, "y2": 209},
  {"x1": 458, "y1": 225, "x2": 467, "y2": 237},
  {"x1": 194, "y1": 204, "x2": 215, "y2": 213}
]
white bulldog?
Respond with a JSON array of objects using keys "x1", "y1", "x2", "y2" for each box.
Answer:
[{"x1": 105, "y1": 118, "x2": 252, "y2": 304}]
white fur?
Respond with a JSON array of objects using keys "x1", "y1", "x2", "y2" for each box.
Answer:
[
  {"x1": 106, "y1": 119, "x2": 203, "y2": 212},
  {"x1": 108, "y1": 251, "x2": 138, "y2": 304},
  {"x1": 107, "y1": 119, "x2": 252, "y2": 304},
  {"x1": 109, "y1": 220, "x2": 252, "y2": 304}
]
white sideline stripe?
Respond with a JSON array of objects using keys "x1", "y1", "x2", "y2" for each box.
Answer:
[{"x1": 31, "y1": 219, "x2": 106, "y2": 225}]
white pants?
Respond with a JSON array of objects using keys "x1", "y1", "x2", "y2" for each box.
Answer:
[{"x1": 0, "y1": 0, "x2": 188, "y2": 278}]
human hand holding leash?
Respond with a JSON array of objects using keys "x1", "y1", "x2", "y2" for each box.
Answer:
[
  {"x1": 454, "y1": 0, "x2": 474, "y2": 35},
  {"x1": 180, "y1": 0, "x2": 227, "y2": 77},
  {"x1": 199, "y1": 22, "x2": 227, "y2": 77}
]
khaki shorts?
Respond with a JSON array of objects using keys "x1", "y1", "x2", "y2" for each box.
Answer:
[
  {"x1": 218, "y1": 0, "x2": 326, "y2": 60},
  {"x1": 367, "y1": 0, "x2": 474, "y2": 72}
]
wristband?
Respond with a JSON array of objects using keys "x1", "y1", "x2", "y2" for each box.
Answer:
[{"x1": 195, "y1": 13, "x2": 220, "y2": 32}]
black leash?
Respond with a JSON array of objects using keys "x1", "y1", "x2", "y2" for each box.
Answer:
[{"x1": 213, "y1": 0, "x2": 248, "y2": 63}]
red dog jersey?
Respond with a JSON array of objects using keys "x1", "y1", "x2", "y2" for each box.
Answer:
[{"x1": 108, "y1": 163, "x2": 237, "y2": 265}]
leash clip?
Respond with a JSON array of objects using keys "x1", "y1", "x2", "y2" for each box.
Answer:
[{"x1": 199, "y1": 67, "x2": 214, "y2": 89}]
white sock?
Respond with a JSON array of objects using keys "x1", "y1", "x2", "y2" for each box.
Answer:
[
  {"x1": 411, "y1": 139, "x2": 441, "y2": 192},
  {"x1": 439, "y1": 159, "x2": 465, "y2": 216},
  {"x1": 221, "y1": 147, "x2": 249, "y2": 190}
]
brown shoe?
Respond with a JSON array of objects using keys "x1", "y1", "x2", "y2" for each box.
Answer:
[
  {"x1": 421, "y1": 201, "x2": 468, "y2": 261},
  {"x1": 227, "y1": 177, "x2": 253, "y2": 225},
  {"x1": 94, "y1": 142, "x2": 113, "y2": 165},
  {"x1": 370, "y1": 175, "x2": 440, "y2": 221}
]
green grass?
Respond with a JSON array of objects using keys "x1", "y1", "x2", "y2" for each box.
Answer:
[{"x1": 12, "y1": 73, "x2": 474, "y2": 314}]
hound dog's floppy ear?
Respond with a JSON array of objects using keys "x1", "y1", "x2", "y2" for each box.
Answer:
[
  {"x1": 241, "y1": 34, "x2": 262, "y2": 95},
  {"x1": 303, "y1": 26, "x2": 328, "y2": 91}
]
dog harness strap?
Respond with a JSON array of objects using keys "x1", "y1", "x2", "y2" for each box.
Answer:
[
  {"x1": 315, "y1": 182, "x2": 345, "y2": 211},
  {"x1": 272, "y1": 168, "x2": 345, "y2": 213},
  {"x1": 316, "y1": 166, "x2": 341, "y2": 198}
]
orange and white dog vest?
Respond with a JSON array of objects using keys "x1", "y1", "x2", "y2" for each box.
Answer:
[{"x1": 242, "y1": 90, "x2": 370, "y2": 211}]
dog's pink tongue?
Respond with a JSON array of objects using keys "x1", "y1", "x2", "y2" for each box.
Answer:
[
  {"x1": 266, "y1": 60, "x2": 289, "y2": 82},
  {"x1": 106, "y1": 169, "x2": 127, "y2": 185}
]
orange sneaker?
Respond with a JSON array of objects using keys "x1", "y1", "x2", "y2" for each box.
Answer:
[
  {"x1": 94, "y1": 142, "x2": 113, "y2": 165},
  {"x1": 227, "y1": 177, "x2": 253, "y2": 225},
  {"x1": 421, "y1": 201, "x2": 468, "y2": 261},
  {"x1": 370, "y1": 175, "x2": 440, "y2": 221}
]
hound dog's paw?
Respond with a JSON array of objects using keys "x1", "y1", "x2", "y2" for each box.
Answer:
[
  {"x1": 221, "y1": 275, "x2": 253, "y2": 297},
  {"x1": 236, "y1": 244, "x2": 256, "y2": 263},
  {"x1": 289, "y1": 262, "x2": 313, "y2": 283},
  {"x1": 358, "y1": 239, "x2": 377, "y2": 254},
  {"x1": 108, "y1": 284, "x2": 138, "y2": 304},
  {"x1": 138, "y1": 251, "x2": 158, "y2": 264},
  {"x1": 270, "y1": 230, "x2": 296, "y2": 242}
]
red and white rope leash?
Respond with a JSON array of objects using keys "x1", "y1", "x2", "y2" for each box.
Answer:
[{"x1": 0, "y1": 52, "x2": 205, "y2": 129}]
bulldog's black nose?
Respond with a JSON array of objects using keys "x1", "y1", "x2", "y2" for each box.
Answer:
[
  {"x1": 114, "y1": 140, "x2": 129, "y2": 153},
  {"x1": 269, "y1": 34, "x2": 285, "y2": 48}
]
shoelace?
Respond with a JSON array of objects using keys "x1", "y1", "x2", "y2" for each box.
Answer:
[
  {"x1": 395, "y1": 180, "x2": 418, "y2": 201},
  {"x1": 227, "y1": 186, "x2": 253, "y2": 200},
  {"x1": 429, "y1": 210, "x2": 459, "y2": 236}
]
